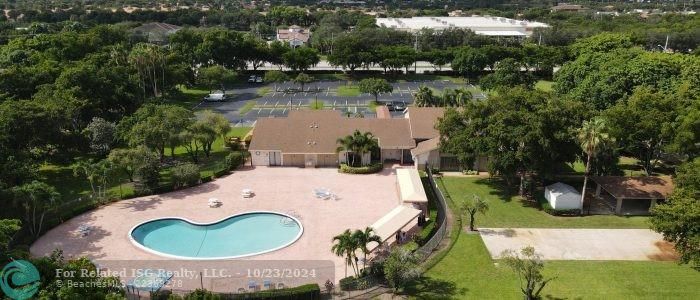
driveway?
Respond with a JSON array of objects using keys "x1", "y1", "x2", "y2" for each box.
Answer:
[{"x1": 480, "y1": 228, "x2": 678, "y2": 261}]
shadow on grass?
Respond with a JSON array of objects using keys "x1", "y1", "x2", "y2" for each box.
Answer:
[
  {"x1": 472, "y1": 178, "x2": 516, "y2": 203},
  {"x1": 402, "y1": 277, "x2": 466, "y2": 299}
]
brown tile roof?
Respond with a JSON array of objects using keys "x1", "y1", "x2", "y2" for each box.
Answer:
[
  {"x1": 410, "y1": 137, "x2": 440, "y2": 156},
  {"x1": 592, "y1": 176, "x2": 674, "y2": 200},
  {"x1": 276, "y1": 28, "x2": 310, "y2": 43},
  {"x1": 405, "y1": 107, "x2": 445, "y2": 140},
  {"x1": 375, "y1": 106, "x2": 391, "y2": 119},
  {"x1": 249, "y1": 110, "x2": 415, "y2": 153}
]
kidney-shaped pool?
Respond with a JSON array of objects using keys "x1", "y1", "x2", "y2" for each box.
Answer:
[{"x1": 129, "y1": 211, "x2": 303, "y2": 259}]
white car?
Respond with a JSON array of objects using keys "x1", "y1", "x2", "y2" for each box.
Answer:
[
  {"x1": 248, "y1": 75, "x2": 256, "y2": 83},
  {"x1": 203, "y1": 93, "x2": 229, "y2": 102},
  {"x1": 255, "y1": 76, "x2": 263, "y2": 83}
]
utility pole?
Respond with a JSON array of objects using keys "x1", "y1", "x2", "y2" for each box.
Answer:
[{"x1": 413, "y1": 32, "x2": 419, "y2": 73}]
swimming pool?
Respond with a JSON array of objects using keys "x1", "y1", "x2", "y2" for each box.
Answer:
[{"x1": 129, "y1": 212, "x2": 303, "y2": 259}]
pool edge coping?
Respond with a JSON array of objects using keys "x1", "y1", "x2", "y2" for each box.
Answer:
[{"x1": 127, "y1": 211, "x2": 304, "y2": 260}]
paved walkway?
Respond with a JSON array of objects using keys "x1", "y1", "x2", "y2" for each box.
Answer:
[{"x1": 480, "y1": 228, "x2": 678, "y2": 261}]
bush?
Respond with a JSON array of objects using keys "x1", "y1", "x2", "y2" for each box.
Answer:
[
  {"x1": 229, "y1": 283, "x2": 321, "y2": 299},
  {"x1": 339, "y1": 275, "x2": 376, "y2": 291},
  {"x1": 338, "y1": 163, "x2": 383, "y2": 174},
  {"x1": 213, "y1": 167, "x2": 230, "y2": 178},
  {"x1": 224, "y1": 137, "x2": 243, "y2": 151},
  {"x1": 171, "y1": 163, "x2": 200, "y2": 188},
  {"x1": 540, "y1": 201, "x2": 582, "y2": 216},
  {"x1": 183, "y1": 289, "x2": 220, "y2": 300},
  {"x1": 225, "y1": 152, "x2": 245, "y2": 171}
]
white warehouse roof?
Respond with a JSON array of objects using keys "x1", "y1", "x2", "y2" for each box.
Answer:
[{"x1": 376, "y1": 16, "x2": 548, "y2": 37}]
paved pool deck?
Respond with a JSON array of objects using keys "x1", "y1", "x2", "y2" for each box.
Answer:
[
  {"x1": 480, "y1": 228, "x2": 678, "y2": 261},
  {"x1": 31, "y1": 166, "x2": 404, "y2": 292}
]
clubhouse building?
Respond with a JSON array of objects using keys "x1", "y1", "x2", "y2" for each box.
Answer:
[{"x1": 249, "y1": 108, "x2": 488, "y2": 171}]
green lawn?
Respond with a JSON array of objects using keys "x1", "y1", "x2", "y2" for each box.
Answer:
[
  {"x1": 257, "y1": 87, "x2": 271, "y2": 97},
  {"x1": 408, "y1": 234, "x2": 700, "y2": 299},
  {"x1": 239, "y1": 100, "x2": 257, "y2": 115},
  {"x1": 336, "y1": 85, "x2": 361, "y2": 97},
  {"x1": 309, "y1": 100, "x2": 325, "y2": 110},
  {"x1": 172, "y1": 85, "x2": 210, "y2": 108},
  {"x1": 439, "y1": 177, "x2": 650, "y2": 229},
  {"x1": 39, "y1": 127, "x2": 252, "y2": 202},
  {"x1": 535, "y1": 80, "x2": 554, "y2": 92}
]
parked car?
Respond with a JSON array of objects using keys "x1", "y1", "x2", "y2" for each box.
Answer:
[
  {"x1": 203, "y1": 92, "x2": 230, "y2": 102},
  {"x1": 255, "y1": 76, "x2": 264, "y2": 83},
  {"x1": 392, "y1": 101, "x2": 406, "y2": 111},
  {"x1": 248, "y1": 75, "x2": 256, "y2": 83}
]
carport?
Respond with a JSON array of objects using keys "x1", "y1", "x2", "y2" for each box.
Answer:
[
  {"x1": 592, "y1": 176, "x2": 674, "y2": 215},
  {"x1": 396, "y1": 168, "x2": 429, "y2": 215}
]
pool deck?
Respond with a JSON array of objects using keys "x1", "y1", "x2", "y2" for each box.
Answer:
[{"x1": 31, "y1": 166, "x2": 403, "y2": 292}]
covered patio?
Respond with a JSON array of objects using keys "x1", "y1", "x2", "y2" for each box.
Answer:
[
  {"x1": 592, "y1": 176, "x2": 674, "y2": 215},
  {"x1": 396, "y1": 168, "x2": 429, "y2": 215}
]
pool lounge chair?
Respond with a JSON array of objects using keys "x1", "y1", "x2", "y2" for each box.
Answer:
[
  {"x1": 78, "y1": 224, "x2": 92, "y2": 236},
  {"x1": 241, "y1": 189, "x2": 254, "y2": 198},
  {"x1": 248, "y1": 280, "x2": 257, "y2": 291},
  {"x1": 208, "y1": 198, "x2": 222, "y2": 208},
  {"x1": 263, "y1": 280, "x2": 272, "y2": 290}
]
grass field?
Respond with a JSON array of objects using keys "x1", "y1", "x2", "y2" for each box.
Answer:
[
  {"x1": 439, "y1": 177, "x2": 650, "y2": 229},
  {"x1": 336, "y1": 85, "x2": 361, "y2": 97},
  {"x1": 239, "y1": 100, "x2": 257, "y2": 115},
  {"x1": 535, "y1": 80, "x2": 554, "y2": 92},
  {"x1": 409, "y1": 234, "x2": 700, "y2": 299},
  {"x1": 309, "y1": 100, "x2": 325, "y2": 110}
]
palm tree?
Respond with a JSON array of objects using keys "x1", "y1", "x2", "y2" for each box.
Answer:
[
  {"x1": 460, "y1": 194, "x2": 489, "y2": 231},
  {"x1": 332, "y1": 229, "x2": 360, "y2": 277},
  {"x1": 441, "y1": 88, "x2": 472, "y2": 107},
  {"x1": 336, "y1": 130, "x2": 379, "y2": 167},
  {"x1": 352, "y1": 227, "x2": 382, "y2": 271},
  {"x1": 577, "y1": 117, "x2": 614, "y2": 212},
  {"x1": 413, "y1": 86, "x2": 435, "y2": 107}
]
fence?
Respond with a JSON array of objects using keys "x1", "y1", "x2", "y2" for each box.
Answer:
[{"x1": 415, "y1": 166, "x2": 450, "y2": 261}]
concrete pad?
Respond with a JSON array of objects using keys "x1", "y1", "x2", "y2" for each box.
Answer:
[
  {"x1": 31, "y1": 167, "x2": 407, "y2": 289},
  {"x1": 480, "y1": 228, "x2": 678, "y2": 261}
]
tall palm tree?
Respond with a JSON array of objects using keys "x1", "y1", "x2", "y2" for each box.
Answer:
[
  {"x1": 352, "y1": 227, "x2": 382, "y2": 271},
  {"x1": 413, "y1": 86, "x2": 435, "y2": 107},
  {"x1": 331, "y1": 229, "x2": 359, "y2": 277},
  {"x1": 577, "y1": 117, "x2": 614, "y2": 212},
  {"x1": 336, "y1": 130, "x2": 379, "y2": 167}
]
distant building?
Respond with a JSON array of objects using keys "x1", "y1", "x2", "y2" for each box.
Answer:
[
  {"x1": 550, "y1": 3, "x2": 588, "y2": 13},
  {"x1": 276, "y1": 25, "x2": 311, "y2": 48},
  {"x1": 375, "y1": 16, "x2": 548, "y2": 37},
  {"x1": 132, "y1": 22, "x2": 182, "y2": 45}
]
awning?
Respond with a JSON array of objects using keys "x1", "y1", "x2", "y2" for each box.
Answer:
[
  {"x1": 397, "y1": 168, "x2": 428, "y2": 204},
  {"x1": 368, "y1": 205, "x2": 421, "y2": 250}
]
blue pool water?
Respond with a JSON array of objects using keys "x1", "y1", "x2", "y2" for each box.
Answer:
[{"x1": 130, "y1": 212, "x2": 302, "y2": 259}]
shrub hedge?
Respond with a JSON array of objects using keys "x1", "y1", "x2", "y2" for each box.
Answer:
[
  {"x1": 541, "y1": 202, "x2": 582, "y2": 216},
  {"x1": 228, "y1": 284, "x2": 321, "y2": 300},
  {"x1": 171, "y1": 163, "x2": 201, "y2": 188},
  {"x1": 225, "y1": 152, "x2": 246, "y2": 171},
  {"x1": 339, "y1": 275, "x2": 377, "y2": 291},
  {"x1": 338, "y1": 163, "x2": 383, "y2": 174}
]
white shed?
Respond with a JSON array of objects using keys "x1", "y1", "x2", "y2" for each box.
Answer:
[{"x1": 544, "y1": 182, "x2": 582, "y2": 210}]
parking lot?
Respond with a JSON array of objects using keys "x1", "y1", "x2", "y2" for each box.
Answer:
[{"x1": 195, "y1": 80, "x2": 487, "y2": 125}]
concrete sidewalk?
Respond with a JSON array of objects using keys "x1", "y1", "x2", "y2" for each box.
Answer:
[{"x1": 480, "y1": 228, "x2": 678, "y2": 261}]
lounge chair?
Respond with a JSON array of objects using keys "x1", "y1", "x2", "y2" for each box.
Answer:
[
  {"x1": 208, "y1": 198, "x2": 222, "y2": 208},
  {"x1": 78, "y1": 224, "x2": 92, "y2": 236},
  {"x1": 248, "y1": 280, "x2": 257, "y2": 291},
  {"x1": 263, "y1": 280, "x2": 272, "y2": 290},
  {"x1": 241, "y1": 189, "x2": 253, "y2": 198}
]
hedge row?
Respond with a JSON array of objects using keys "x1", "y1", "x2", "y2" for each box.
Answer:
[
  {"x1": 153, "y1": 284, "x2": 321, "y2": 300},
  {"x1": 338, "y1": 163, "x2": 383, "y2": 174},
  {"x1": 541, "y1": 202, "x2": 582, "y2": 216}
]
